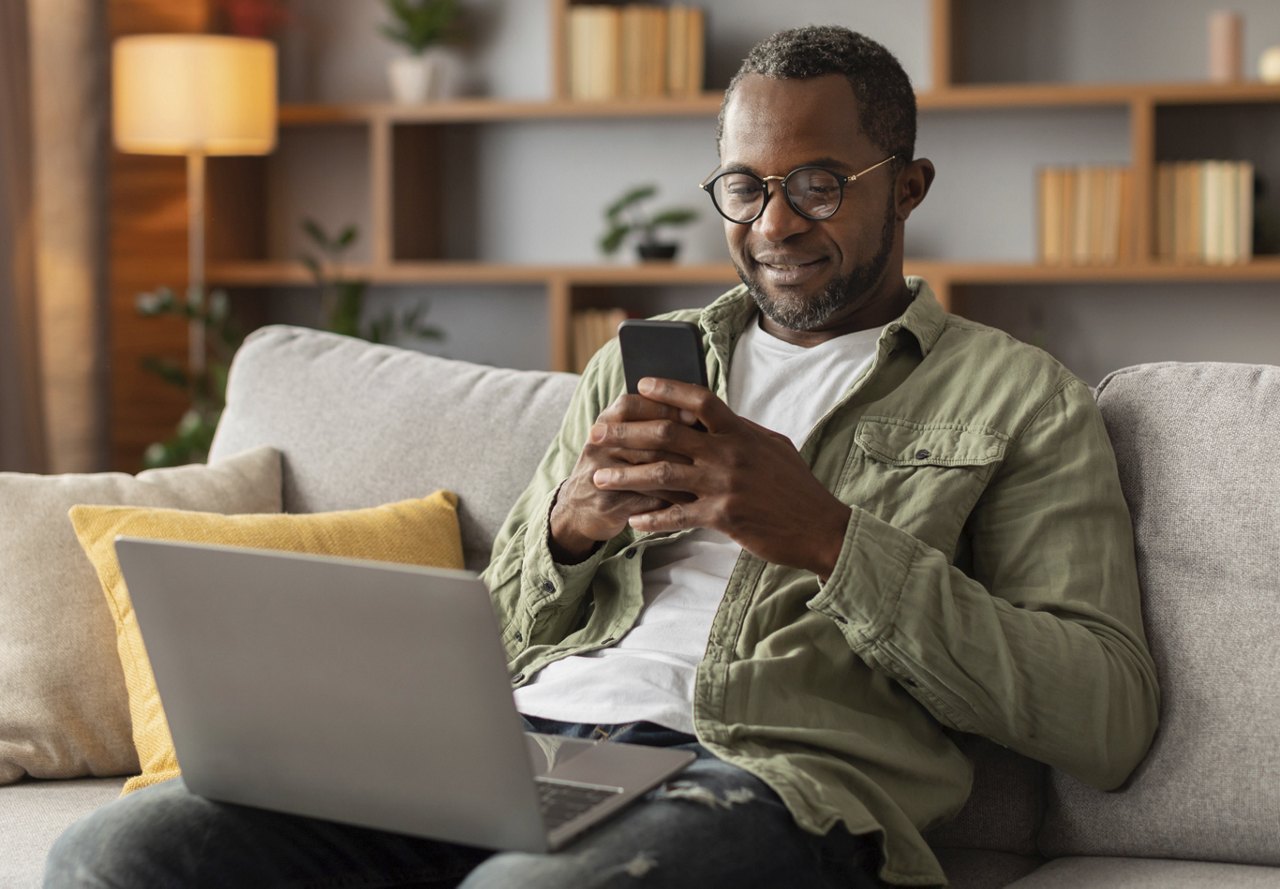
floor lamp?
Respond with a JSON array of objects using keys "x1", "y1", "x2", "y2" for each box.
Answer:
[{"x1": 112, "y1": 35, "x2": 276, "y2": 376}]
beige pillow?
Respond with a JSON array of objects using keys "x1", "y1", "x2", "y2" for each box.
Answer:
[{"x1": 0, "y1": 447, "x2": 281, "y2": 783}]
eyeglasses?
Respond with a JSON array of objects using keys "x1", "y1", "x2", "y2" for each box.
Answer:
[{"x1": 699, "y1": 155, "x2": 897, "y2": 224}]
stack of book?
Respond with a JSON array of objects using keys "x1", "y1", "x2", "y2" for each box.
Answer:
[
  {"x1": 571, "y1": 307, "x2": 630, "y2": 373},
  {"x1": 567, "y1": 4, "x2": 706, "y2": 100},
  {"x1": 1037, "y1": 166, "x2": 1134, "y2": 266},
  {"x1": 1155, "y1": 160, "x2": 1254, "y2": 265}
]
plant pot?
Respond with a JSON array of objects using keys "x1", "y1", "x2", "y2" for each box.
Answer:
[
  {"x1": 387, "y1": 53, "x2": 444, "y2": 103},
  {"x1": 636, "y1": 243, "x2": 679, "y2": 262}
]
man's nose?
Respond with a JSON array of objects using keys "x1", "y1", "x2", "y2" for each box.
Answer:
[{"x1": 754, "y1": 183, "x2": 812, "y2": 241}]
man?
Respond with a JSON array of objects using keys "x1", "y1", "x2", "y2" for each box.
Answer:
[{"x1": 47, "y1": 25, "x2": 1158, "y2": 889}]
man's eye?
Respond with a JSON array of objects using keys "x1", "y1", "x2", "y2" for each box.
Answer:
[{"x1": 726, "y1": 182, "x2": 762, "y2": 198}]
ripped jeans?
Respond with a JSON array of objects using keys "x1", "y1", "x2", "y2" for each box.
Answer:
[{"x1": 44, "y1": 718, "x2": 888, "y2": 889}]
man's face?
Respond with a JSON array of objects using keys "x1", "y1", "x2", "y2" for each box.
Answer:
[{"x1": 717, "y1": 73, "x2": 902, "y2": 341}]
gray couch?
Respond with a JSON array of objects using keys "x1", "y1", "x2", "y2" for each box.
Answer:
[{"x1": 4, "y1": 325, "x2": 1277, "y2": 888}]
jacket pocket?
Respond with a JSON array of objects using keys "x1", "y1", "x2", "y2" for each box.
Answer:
[{"x1": 840, "y1": 417, "x2": 1009, "y2": 557}]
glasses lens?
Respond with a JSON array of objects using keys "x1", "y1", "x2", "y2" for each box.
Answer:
[
  {"x1": 785, "y1": 168, "x2": 843, "y2": 220},
  {"x1": 711, "y1": 172, "x2": 765, "y2": 223}
]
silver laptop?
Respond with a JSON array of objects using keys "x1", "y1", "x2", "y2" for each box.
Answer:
[{"x1": 114, "y1": 537, "x2": 695, "y2": 853}]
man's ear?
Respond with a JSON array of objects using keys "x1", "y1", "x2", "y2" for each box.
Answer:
[{"x1": 895, "y1": 158, "x2": 935, "y2": 222}]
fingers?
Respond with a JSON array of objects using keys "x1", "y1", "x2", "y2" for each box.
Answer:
[
  {"x1": 589, "y1": 417, "x2": 702, "y2": 455},
  {"x1": 634, "y1": 378, "x2": 734, "y2": 433},
  {"x1": 599, "y1": 392, "x2": 697, "y2": 426},
  {"x1": 592, "y1": 460, "x2": 703, "y2": 496}
]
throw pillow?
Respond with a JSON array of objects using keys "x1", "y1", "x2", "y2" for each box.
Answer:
[
  {"x1": 69, "y1": 491, "x2": 465, "y2": 794},
  {"x1": 0, "y1": 447, "x2": 281, "y2": 784}
]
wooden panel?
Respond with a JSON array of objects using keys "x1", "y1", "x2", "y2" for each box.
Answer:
[
  {"x1": 207, "y1": 156, "x2": 268, "y2": 263},
  {"x1": 107, "y1": 0, "x2": 212, "y2": 470},
  {"x1": 391, "y1": 125, "x2": 444, "y2": 262}
]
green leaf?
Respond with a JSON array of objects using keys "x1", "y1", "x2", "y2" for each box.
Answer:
[
  {"x1": 337, "y1": 225, "x2": 358, "y2": 248},
  {"x1": 604, "y1": 184, "x2": 657, "y2": 220},
  {"x1": 599, "y1": 225, "x2": 630, "y2": 255},
  {"x1": 302, "y1": 218, "x2": 328, "y2": 248},
  {"x1": 649, "y1": 207, "x2": 699, "y2": 228},
  {"x1": 141, "y1": 357, "x2": 190, "y2": 391}
]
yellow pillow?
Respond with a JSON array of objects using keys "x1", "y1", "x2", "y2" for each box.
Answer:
[{"x1": 69, "y1": 491, "x2": 465, "y2": 795}]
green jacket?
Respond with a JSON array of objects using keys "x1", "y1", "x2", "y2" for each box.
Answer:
[{"x1": 481, "y1": 279, "x2": 1160, "y2": 886}]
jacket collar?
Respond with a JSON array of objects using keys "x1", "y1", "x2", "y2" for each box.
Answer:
[{"x1": 701, "y1": 276, "x2": 947, "y2": 358}]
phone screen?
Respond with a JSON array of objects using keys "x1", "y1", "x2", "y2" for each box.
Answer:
[{"x1": 617, "y1": 320, "x2": 708, "y2": 395}]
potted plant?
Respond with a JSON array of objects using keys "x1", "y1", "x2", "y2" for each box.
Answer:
[
  {"x1": 599, "y1": 184, "x2": 699, "y2": 262},
  {"x1": 379, "y1": 0, "x2": 460, "y2": 103},
  {"x1": 301, "y1": 218, "x2": 444, "y2": 345},
  {"x1": 135, "y1": 286, "x2": 243, "y2": 468}
]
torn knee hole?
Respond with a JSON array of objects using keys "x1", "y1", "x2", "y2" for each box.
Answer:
[{"x1": 653, "y1": 783, "x2": 757, "y2": 809}]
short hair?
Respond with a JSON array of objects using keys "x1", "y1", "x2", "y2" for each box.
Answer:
[{"x1": 717, "y1": 25, "x2": 917, "y2": 164}]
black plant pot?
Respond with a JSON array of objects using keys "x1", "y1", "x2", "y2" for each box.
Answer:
[{"x1": 636, "y1": 242, "x2": 679, "y2": 262}]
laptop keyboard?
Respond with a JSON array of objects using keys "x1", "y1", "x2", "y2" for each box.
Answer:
[{"x1": 535, "y1": 778, "x2": 622, "y2": 830}]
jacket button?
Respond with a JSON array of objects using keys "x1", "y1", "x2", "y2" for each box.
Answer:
[
  {"x1": 914, "y1": 449, "x2": 931, "y2": 460},
  {"x1": 511, "y1": 673, "x2": 525, "y2": 685},
  {"x1": 624, "y1": 548, "x2": 637, "y2": 559},
  {"x1": 541, "y1": 579, "x2": 555, "y2": 593},
  {"x1": 514, "y1": 631, "x2": 524, "y2": 643}
]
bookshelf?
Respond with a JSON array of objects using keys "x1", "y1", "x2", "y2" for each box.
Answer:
[{"x1": 196, "y1": 0, "x2": 1280, "y2": 372}]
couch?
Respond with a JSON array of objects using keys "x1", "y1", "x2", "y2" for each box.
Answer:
[{"x1": 3, "y1": 324, "x2": 1277, "y2": 888}]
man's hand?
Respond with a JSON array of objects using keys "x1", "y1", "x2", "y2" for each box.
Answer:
[
  {"x1": 548, "y1": 389, "x2": 700, "y2": 563},
  {"x1": 587, "y1": 377, "x2": 852, "y2": 579}
]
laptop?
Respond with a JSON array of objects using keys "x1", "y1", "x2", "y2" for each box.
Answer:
[{"x1": 113, "y1": 537, "x2": 695, "y2": 853}]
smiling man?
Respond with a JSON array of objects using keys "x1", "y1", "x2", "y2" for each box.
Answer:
[
  {"x1": 46, "y1": 25, "x2": 1158, "y2": 889},
  {"x1": 485, "y1": 23, "x2": 1160, "y2": 888}
]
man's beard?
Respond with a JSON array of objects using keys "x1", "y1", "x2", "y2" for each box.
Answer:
[{"x1": 736, "y1": 195, "x2": 897, "y2": 333}]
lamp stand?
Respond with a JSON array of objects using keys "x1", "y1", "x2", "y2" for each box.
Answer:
[{"x1": 186, "y1": 151, "x2": 206, "y2": 377}]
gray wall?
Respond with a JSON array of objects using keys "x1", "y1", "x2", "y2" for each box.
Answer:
[{"x1": 263, "y1": 0, "x2": 1280, "y2": 380}]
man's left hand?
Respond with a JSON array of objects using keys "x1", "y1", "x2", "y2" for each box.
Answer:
[{"x1": 588, "y1": 377, "x2": 852, "y2": 580}]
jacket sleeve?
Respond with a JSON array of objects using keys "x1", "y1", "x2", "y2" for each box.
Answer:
[
  {"x1": 480, "y1": 343, "x2": 624, "y2": 656},
  {"x1": 807, "y1": 377, "x2": 1160, "y2": 790}
]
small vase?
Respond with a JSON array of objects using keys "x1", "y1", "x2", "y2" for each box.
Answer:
[
  {"x1": 387, "y1": 53, "x2": 443, "y2": 103},
  {"x1": 637, "y1": 243, "x2": 679, "y2": 262}
]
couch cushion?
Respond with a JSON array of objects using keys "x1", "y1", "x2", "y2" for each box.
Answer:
[
  {"x1": 209, "y1": 326, "x2": 580, "y2": 570},
  {"x1": 1040, "y1": 363, "x2": 1280, "y2": 865},
  {"x1": 925, "y1": 734, "x2": 1046, "y2": 858},
  {"x1": 69, "y1": 492, "x2": 465, "y2": 795},
  {"x1": 0, "y1": 448, "x2": 281, "y2": 785},
  {"x1": 0, "y1": 777, "x2": 127, "y2": 889},
  {"x1": 1005, "y1": 856, "x2": 1280, "y2": 888},
  {"x1": 931, "y1": 848, "x2": 1043, "y2": 889}
]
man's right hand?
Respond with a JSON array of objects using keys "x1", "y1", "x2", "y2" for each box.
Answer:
[{"x1": 548, "y1": 389, "x2": 701, "y2": 563}]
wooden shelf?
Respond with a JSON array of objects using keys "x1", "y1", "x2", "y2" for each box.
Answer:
[
  {"x1": 273, "y1": 81, "x2": 1280, "y2": 129},
  {"x1": 921, "y1": 80, "x2": 1280, "y2": 111},
  {"x1": 209, "y1": 260, "x2": 740, "y2": 288},
  {"x1": 909, "y1": 257, "x2": 1280, "y2": 284},
  {"x1": 211, "y1": 258, "x2": 1280, "y2": 290},
  {"x1": 215, "y1": 0, "x2": 1280, "y2": 376}
]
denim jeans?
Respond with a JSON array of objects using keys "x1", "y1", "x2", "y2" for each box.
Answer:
[{"x1": 45, "y1": 718, "x2": 888, "y2": 888}]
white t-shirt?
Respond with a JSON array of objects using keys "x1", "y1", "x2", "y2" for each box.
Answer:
[{"x1": 513, "y1": 316, "x2": 883, "y2": 733}]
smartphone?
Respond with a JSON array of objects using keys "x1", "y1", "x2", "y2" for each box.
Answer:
[{"x1": 617, "y1": 320, "x2": 709, "y2": 395}]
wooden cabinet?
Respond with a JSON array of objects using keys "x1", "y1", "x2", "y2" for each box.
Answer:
[{"x1": 199, "y1": 0, "x2": 1280, "y2": 375}]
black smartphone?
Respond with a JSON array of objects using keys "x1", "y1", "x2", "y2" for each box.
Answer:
[{"x1": 617, "y1": 320, "x2": 709, "y2": 395}]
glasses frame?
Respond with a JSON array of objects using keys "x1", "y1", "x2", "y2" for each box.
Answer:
[{"x1": 699, "y1": 154, "x2": 898, "y2": 224}]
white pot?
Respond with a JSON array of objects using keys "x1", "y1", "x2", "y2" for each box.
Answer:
[
  {"x1": 1260, "y1": 46, "x2": 1280, "y2": 84},
  {"x1": 387, "y1": 53, "x2": 443, "y2": 103}
]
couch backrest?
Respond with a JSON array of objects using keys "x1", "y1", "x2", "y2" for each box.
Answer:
[
  {"x1": 209, "y1": 326, "x2": 579, "y2": 570},
  {"x1": 1040, "y1": 362, "x2": 1280, "y2": 866}
]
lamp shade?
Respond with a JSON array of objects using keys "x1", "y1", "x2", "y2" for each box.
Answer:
[{"x1": 113, "y1": 35, "x2": 277, "y2": 156}]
